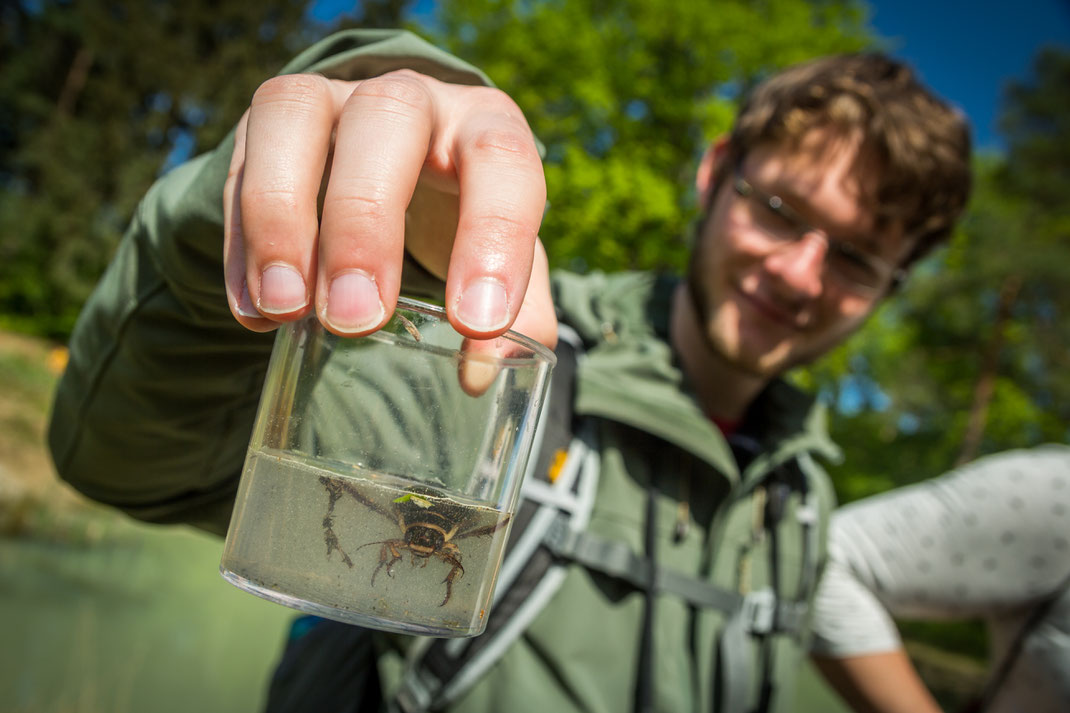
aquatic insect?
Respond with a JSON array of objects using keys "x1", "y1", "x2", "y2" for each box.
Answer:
[{"x1": 318, "y1": 476, "x2": 509, "y2": 606}]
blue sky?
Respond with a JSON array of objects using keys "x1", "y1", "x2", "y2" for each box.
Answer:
[
  {"x1": 866, "y1": 0, "x2": 1070, "y2": 152},
  {"x1": 308, "y1": 0, "x2": 1070, "y2": 152}
]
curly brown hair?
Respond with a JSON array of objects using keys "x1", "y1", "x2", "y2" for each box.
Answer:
[{"x1": 713, "y1": 53, "x2": 972, "y2": 268}]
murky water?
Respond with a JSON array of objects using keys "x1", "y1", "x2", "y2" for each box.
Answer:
[{"x1": 221, "y1": 448, "x2": 512, "y2": 636}]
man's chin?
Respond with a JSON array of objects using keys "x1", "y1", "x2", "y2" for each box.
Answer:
[
  {"x1": 706, "y1": 329, "x2": 794, "y2": 379},
  {"x1": 727, "y1": 351, "x2": 791, "y2": 379}
]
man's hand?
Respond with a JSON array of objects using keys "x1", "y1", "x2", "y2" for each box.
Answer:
[{"x1": 223, "y1": 69, "x2": 556, "y2": 348}]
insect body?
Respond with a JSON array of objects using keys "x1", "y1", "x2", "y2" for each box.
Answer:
[{"x1": 318, "y1": 476, "x2": 509, "y2": 606}]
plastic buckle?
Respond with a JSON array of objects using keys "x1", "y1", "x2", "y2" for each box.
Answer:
[
  {"x1": 794, "y1": 501, "x2": 818, "y2": 526},
  {"x1": 394, "y1": 666, "x2": 438, "y2": 713},
  {"x1": 741, "y1": 588, "x2": 777, "y2": 635}
]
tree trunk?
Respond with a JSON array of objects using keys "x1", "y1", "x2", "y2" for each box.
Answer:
[
  {"x1": 954, "y1": 274, "x2": 1023, "y2": 466},
  {"x1": 56, "y1": 46, "x2": 95, "y2": 116}
]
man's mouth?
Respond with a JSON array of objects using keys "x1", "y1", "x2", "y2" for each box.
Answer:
[{"x1": 737, "y1": 287, "x2": 803, "y2": 329}]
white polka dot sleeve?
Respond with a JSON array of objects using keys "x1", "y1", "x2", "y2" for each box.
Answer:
[{"x1": 809, "y1": 445, "x2": 1070, "y2": 657}]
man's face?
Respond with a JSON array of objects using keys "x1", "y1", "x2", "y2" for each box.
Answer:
[{"x1": 687, "y1": 129, "x2": 914, "y2": 378}]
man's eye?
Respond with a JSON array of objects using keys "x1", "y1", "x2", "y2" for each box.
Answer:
[{"x1": 830, "y1": 243, "x2": 881, "y2": 283}]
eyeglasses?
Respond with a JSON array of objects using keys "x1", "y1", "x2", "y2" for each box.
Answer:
[{"x1": 732, "y1": 173, "x2": 905, "y2": 294}]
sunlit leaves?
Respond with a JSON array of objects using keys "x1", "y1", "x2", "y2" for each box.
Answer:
[{"x1": 430, "y1": 0, "x2": 871, "y2": 274}]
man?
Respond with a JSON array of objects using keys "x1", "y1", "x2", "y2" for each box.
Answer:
[{"x1": 49, "y1": 29, "x2": 971, "y2": 713}]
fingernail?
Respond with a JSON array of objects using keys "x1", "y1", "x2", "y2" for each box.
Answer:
[
  {"x1": 456, "y1": 278, "x2": 509, "y2": 332},
  {"x1": 323, "y1": 270, "x2": 385, "y2": 333},
  {"x1": 235, "y1": 280, "x2": 260, "y2": 318},
  {"x1": 258, "y1": 264, "x2": 308, "y2": 315}
]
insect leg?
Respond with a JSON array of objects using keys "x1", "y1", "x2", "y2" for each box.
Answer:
[
  {"x1": 319, "y1": 476, "x2": 354, "y2": 567},
  {"x1": 371, "y1": 540, "x2": 405, "y2": 587},
  {"x1": 435, "y1": 549, "x2": 465, "y2": 607},
  {"x1": 454, "y1": 513, "x2": 512, "y2": 541},
  {"x1": 337, "y1": 479, "x2": 396, "y2": 521}
]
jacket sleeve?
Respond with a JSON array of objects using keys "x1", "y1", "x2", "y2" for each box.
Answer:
[{"x1": 48, "y1": 29, "x2": 495, "y2": 536}]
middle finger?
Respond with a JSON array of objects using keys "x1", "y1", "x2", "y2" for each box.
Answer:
[{"x1": 316, "y1": 71, "x2": 436, "y2": 336}]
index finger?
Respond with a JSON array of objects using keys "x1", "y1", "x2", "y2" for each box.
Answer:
[{"x1": 315, "y1": 72, "x2": 437, "y2": 336}]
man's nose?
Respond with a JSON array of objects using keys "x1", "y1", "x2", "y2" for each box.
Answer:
[{"x1": 763, "y1": 231, "x2": 828, "y2": 299}]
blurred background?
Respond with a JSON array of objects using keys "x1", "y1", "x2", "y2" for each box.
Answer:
[{"x1": 1, "y1": 1, "x2": 1067, "y2": 711}]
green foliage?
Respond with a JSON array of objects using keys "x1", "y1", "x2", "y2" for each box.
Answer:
[
  {"x1": 999, "y1": 46, "x2": 1070, "y2": 212},
  {"x1": 428, "y1": 0, "x2": 871, "y2": 274},
  {"x1": 899, "y1": 620, "x2": 987, "y2": 661},
  {"x1": 0, "y1": 0, "x2": 306, "y2": 337},
  {"x1": 0, "y1": 0, "x2": 416, "y2": 339}
]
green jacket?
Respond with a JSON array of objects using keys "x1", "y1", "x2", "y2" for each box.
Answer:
[{"x1": 49, "y1": 29, "x2": 841, "y2": 713}]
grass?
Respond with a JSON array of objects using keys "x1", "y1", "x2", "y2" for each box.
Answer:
[
  {"x1": 0, "y1": 330, "x2": 293, "y2": 713},
  {"x1": 0, "y1": 339, "x2": 63, "y2": 491}
]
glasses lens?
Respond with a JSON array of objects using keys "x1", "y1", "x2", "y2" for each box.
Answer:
[{"x1": 827, "y1": 242, "x2": 883, "y2": 290}]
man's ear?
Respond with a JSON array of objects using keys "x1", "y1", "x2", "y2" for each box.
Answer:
[{"x1": 696, "y1": 136, "x2": 731, "y2": 208}]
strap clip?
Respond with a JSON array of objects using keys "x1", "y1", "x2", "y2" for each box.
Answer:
[{"x1": 741, "y1": 588, "x2": 777, "y2": 635}]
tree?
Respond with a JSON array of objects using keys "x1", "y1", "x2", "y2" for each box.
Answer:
[
  {"x1": 0, "y1": 0, "x2": 306, "y2": 336},
  {"x1": 0, "y1": 0, "x2": 415, "y2": 339},
  {"x1": 426, "y1": 0, "x2": 872, "y2": 274}
]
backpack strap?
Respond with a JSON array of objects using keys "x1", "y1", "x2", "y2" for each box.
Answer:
[
  {"x1": 543, "y1": 523, "x2": 745, "y2": 613},
  {"x1": 716, "y1": 451, "x2": 822, "y2": 713}
]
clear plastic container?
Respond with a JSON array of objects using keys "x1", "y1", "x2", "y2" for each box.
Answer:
[{"x1": 221, "y1": 297, "x2": 555, "y2": 637}]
